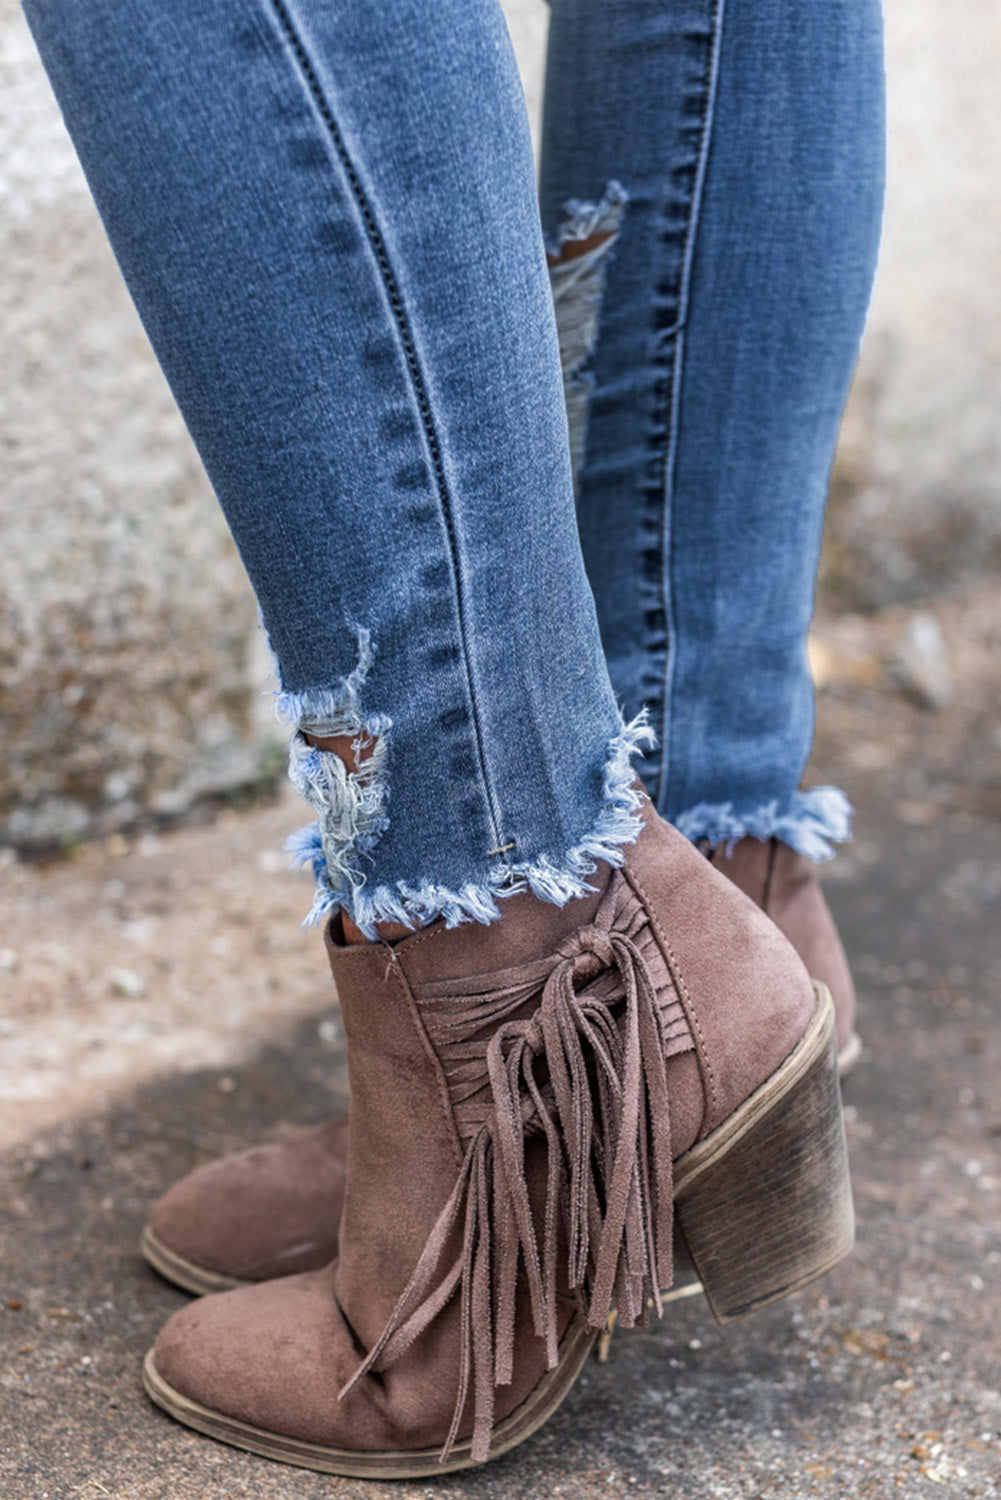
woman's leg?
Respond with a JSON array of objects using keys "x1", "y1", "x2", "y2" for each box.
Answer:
[
  {"x1": 22, "y1": 0, "x2": 646, "y2": 938},
  {"x1": 541, "y1": 0, "x2": 885, "y2": 857},
  {"x1": 22, "y1": 0, "x2": 855, "y2": 1470}
]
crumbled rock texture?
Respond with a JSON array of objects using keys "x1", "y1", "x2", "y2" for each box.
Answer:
[
  {"x1": 0, "y1": 0, "x2": 281, "y2": 852},
  {"x1": 825, "y1": 1, "x2": 1001, "y2": 608}
]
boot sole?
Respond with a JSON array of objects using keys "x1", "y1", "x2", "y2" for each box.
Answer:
[
  {"x1": 142, "y1": 983, "x2": 851, "y2": 1475},
  {"x1": 837, "y1": 1029, "x2": 862, "y2": 1076},
  {"x1": 140, "y1": 1227, "x2": 247, "y2": 1297}
]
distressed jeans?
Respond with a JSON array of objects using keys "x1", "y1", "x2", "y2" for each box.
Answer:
[{"x1": 22, "y1": 0, "x2": 885, "y2": 935}]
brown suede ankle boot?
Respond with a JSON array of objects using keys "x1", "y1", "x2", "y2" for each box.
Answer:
[
  {"x1": 140, "y1": 832, "x2": 857, "y2": 1299},
  {"x1": 143, "y1": 808, "x2": 852, "y2": 1475}
]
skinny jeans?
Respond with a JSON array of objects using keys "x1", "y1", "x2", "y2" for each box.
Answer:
[{"x1": 22, "y1": 0, "x2": 885, "y2": 934}]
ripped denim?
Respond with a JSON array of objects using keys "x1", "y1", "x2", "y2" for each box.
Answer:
[
  {"x1": 23, "y1": 0, "x2": 883, "y2": 931},
  {"x1": 542, "y1": 0, "x2": 884, "y2": 858}
]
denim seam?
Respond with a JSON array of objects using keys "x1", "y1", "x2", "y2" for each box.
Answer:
[
  {"x1": 654, "y1": 0, "x2": 726, "y2": 808},
  {"x1": 266, "y1": 0, "x2": 507, "y2": 859}
]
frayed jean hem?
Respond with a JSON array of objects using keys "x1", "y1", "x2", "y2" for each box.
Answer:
[
  {"x1": 286, "y1": 712, "x2": 654, "y2": 938},
  {"x1": 673, "y1": 786, "x2": 853, "y2": 862}
]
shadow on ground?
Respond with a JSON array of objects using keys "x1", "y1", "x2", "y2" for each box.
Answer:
[{"x1": 2, "y1": 802, "x2": 1000, "y2": 1499}]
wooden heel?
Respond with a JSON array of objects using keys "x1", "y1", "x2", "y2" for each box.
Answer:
[{"x1": 672, "y1": 984, "x2": 853, "y2": 1323}]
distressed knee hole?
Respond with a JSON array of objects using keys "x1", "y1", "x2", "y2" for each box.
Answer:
[{"x1": 547, "y1": 182, "x2": 627, "y2": 486}]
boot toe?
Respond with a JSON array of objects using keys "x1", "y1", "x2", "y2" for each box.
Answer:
[
  {"x1": 149, "y1": 1269, "x2": 365, "y2": 1447},
  {"x1": 147, "y1": 1266, "x2": 468, "y2": 1455},
  {"x1": 147, "y1": 1120, "x2": 348, "y2": 1284}
]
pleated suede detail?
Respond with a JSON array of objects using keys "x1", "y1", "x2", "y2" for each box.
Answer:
[{"x1": 409, "y1": 872, "x2": 693, "y2": 1151}]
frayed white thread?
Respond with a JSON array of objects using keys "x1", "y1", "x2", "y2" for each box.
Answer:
[
  {"x1": 546, "y1": 180, "x2": 628, "y2": 278},
  {"x1": 272, "y1": 627, "x2": 392, "y2": 929},
  {"x1": 291, "y1": 712, "x2": 655, "y2": 939},
  {"x1": 674, "y1": 786, "x2": 853, "y2": 862},
  {"x1": 286, "y1": 736, "x2": 390, "y2": 928},
  {"x1": 514, "y1": 709, "x2": 654, "y2": 904}
]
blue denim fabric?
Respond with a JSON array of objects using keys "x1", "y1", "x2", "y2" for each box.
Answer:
[
  {"x1": 542, "y1": 0, "x2": 885, "y2": 858},
  {"x1": 22, "y1": 0, "x2": 883, "y2": 932}
]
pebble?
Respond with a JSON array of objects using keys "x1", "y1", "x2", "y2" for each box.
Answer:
[
  {"x1": 891, "y1": 612, "x2": 953, "y2": 710},
  {"x1": 107, "y1": 968, "x2": 146, "y2": 998}
]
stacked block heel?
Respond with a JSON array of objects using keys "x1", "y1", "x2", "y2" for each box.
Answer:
[{"x1": 673, "y1": 983, "x2": 853, "y2": 1323}]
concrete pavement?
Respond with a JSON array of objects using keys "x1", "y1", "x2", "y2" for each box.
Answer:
[{"x1": 2, "y1": 781, "x2": 1000, "y2": 1498}]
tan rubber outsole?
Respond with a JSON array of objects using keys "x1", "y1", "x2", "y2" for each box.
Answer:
[
  {"x1": 837, "y1": 1029, "x2": 862, "y2": 1077},
  {"x1": 142, "y1": 986, "x2": 850, "y2": 1476},
  {"x1": 140, "y1": 1226, "x2": 248, "y2": 1297}
]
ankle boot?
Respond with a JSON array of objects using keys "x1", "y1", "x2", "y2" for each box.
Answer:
[
  {"x1": 143, "y1": 807, "x2": 852, "y2": 1475},
  {"x1": 141, "y1": 832, "x2": 857, "y2": 1298}
]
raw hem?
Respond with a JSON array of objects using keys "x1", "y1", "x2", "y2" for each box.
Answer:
[
  {"x1": 673, "y1": 787, "x2": 853, "y2": 862},
  {"x1": 287, "y1": 713, "x2": 655, "y2": 938}
]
